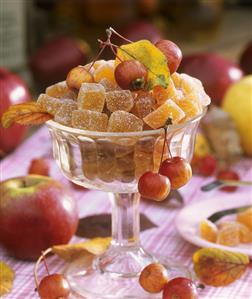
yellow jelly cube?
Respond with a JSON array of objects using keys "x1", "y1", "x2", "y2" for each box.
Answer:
[
  {"x1": 237, "y1": 207, "x2": 252, "y2": 231},
  {"x1": 106, "y1": 90, "x2": 134, "y2": 112},
  {"x1": 143, "y1": 99, "x2": 185, "y2": 129},
  {"x1": 37, "y1": 94, "x2": 75, "y2": 115},
  {"x1": 199, "y1": 219, "x2": 218, "y2": 243},
  {"x1": 46, "y1": 81, "x2": 77, "y2": 100},
  {"x1": 94, "y1": 61, "x2": 116, "y2": 85},
  {"x1": 54, "y1": 102, "x2": 77, "y2": 126},
  {"x1": 108, "y1": 111, "x2": 143, "y2": 132},
  {"x1": 175, "y1": 97, "x2": 202, "y2": 121},
  {"x1": 77, "y1": 83, "x2": 105, "y2": 112},
  {"x1": 72, "y1": 109, "x2": 108, "y2": 131},
  {"x1": 216, "y1": 225, "x2": 240, "y2": 247}
]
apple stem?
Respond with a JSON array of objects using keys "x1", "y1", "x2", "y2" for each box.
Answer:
[
  {"x1": 34, "y1": 247, "x2": 53, "y2": 289},
  {"x1": 108, "y1": 27, "x2": 133, "y2": 43}
]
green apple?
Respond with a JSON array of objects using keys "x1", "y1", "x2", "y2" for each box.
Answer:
[{"x1": 0, "y1": 175, "x2": 79, "y2": 260}]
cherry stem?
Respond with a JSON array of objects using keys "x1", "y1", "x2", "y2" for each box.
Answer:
[
  {"x1": 88, "y1": 44, "x2": 106, "y2": 72},
  {"x1": 108, "y1": 27, "x2": 133, "y2": 43},
  {"x1": 159, "y1": 117, "x2": 173, "y2": 172},
  {"x1": 42, "y1": 255, "x2": 50, "y2": 276},
  {"x1": 34, "y1": 247, "x2": 53, "y2": 289},
  {"x1": 98, "y1": 39, "x2": 123, "y2": 62}
]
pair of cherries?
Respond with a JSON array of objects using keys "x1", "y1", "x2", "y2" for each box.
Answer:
[{"x1": 138, "y1": 156, "x2": 192, "y2": 201}]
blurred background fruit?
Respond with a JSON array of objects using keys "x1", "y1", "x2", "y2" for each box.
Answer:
[
  {"x1": 239, "y1": 41, "x2": 252, "y2": 75},
  {"x1": 0, "y1": 175, "x2": 79, "y2": 260},
  {"x1": 0, "y1": 68, "x2": 31, "y2": 154},
  {"x1": 222, "y1": 75, "x2": 252, "y2": 156},
  {"x1": 29, "y1": 36, "x2": 90, "y2": 91},
  {"x1": 179, "y1": 53, "x2": 243, "y2": 106}
]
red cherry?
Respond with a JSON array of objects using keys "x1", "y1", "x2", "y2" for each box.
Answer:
[
  {"x1": 155, "y1": 40, "x2": 182, "y2": 74},
  {"x1": 162, "y1": 277, "x2": 198, "y2": 299},
  {"x1": 138, "y1": 171, "x2": 170, "y2": 201},
  {"x1": 197, "y1": 154, "x2": 217, "y2": 176},
  {"x1": 114, "y1": 60, "x2": 147, "y2": 91},
  {"x1": 38, "y1": 274, "x2": 70, "y2": 299},
  {"x1": 159, "y1": 156, "x2": 192, "y2": 189},
  {"x1": 28, "y1": 158, "x2": 50, "y2": 176},
  {"x1": 217, "y1": 170, "x2": 240, "y2": 192}
]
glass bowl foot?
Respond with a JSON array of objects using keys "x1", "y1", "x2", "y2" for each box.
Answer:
[{"x1": 64, "y1": 251, "x2": 192, "y2": 299}]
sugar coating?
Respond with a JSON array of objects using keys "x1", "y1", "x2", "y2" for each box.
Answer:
[
  {"x1": 174, "y1": 96, "x2": 202, "y2": 120},
  {"x1": 46, "y1": 81, "x2": 77, "y2": 99},
  {"x1": 132, "y1": 93, "x2": 155, "y2": 119},
  {"x1": 72, "y1": 109, "x2": 108, "y2": 131},
  {"x1": 77, "y1": 83, "x2": 105, "y2": 112},
  {"x1": 143, "y1": 99, "x2": 185, "y2": 129},
  {"x1": 93, "y1": 62, "x2": 116, "y2": 85},
  {"x1": 153, "y1": 80, "x2": 182, "y2": 106},
  {"x1": 99, "y1": 78, "x2": 118, "y2": 91},
  {"x1": 106, "y1": 90, "x2": 134, "y2": 112},
  {"x1": 54, "y1": 102, "x2": 77, "y2": 126},
  {"x1": 108, "y1": 111, "x2": 143, "y2": 132},
  {"x1": 37, "y1": 94, "x2": 75, "y2": 115}
]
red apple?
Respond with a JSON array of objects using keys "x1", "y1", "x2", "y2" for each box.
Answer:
[
  {"x1": 179, "y1": 53, "x2": 243, "y2": 106},
  {"x1": 29, "y1": 36, "x2": 89, "y2": 90},
  {"x1": 0, "y1": 175, "x2": 79, "y2": 260},
  {"x1": 240, "y1": 41, "x2": 252, "y2": 75},
  {"x1": 0, "y1": 68, "x2": 31, "y2": 154}
]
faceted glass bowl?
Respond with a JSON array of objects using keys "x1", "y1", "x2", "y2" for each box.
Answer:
[{"x1": 46, "y1": 109, "x2": 206, "y2": 299}]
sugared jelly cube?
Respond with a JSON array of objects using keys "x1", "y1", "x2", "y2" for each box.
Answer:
[
  {"x1": 54, "y1": 102, "x2": 77, "y2": 126},
  {"x1": 143, "y1": 99, "x2": 185, "y2": 129},
  {"x1": 72, "y1": 109, "x2": 108, "y2": 131},
  {"x1": 108, "y1": 111, "x2": 143, "y2": 132},
  {"x1": 94, "y1": 61, "x2": 116, "y2": 85},
  {"x1": 37, "y1": 94, "x2": 75, "y2": 115},
  {"x1": 132, "y1": 93, "x2": 155, "y2": 119},
  {"x1": 77, "y1": 83, "x2": 105, "y2": 112},
  {"x1": 106, "y1": 90, "x2": 134, "y2": 112},
  {"x1": 46, "y1": 81, "x2": 77, "y2": 99}
]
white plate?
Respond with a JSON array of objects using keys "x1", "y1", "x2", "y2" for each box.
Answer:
[{"x1": 176, "y1": 194, "x2": 252, "y2": 256}]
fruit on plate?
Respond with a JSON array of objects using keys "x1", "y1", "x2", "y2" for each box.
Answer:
[
  {"x1": 199, "y1": 219, "x2": 218, "y2": 243},
  {"x1": 162, "y1": 277, "x2": 198, "y2": 299},
  {"x1": 28, "y1": 158, "x2": 50, "y2": 176},
  {"x1": 0, "y1": 67, "x2": 30, "y2": 154},
  {"x1": 179, "y1": 53, "x2": 243, "y2": 106},
  {"x1": 30, "y1": 36, "x2": 89, "y2": 89},
  {"x1": 193, "y1": 154, "x2": 217, "y2": 176},
  {"x1": 239, "y1": 41, "x2": 252, "y2": 75},
  {"x1": 0, "y1": 175, "x2": 79, "y2": 260},
  {"x1": 139, "y1": 263, "x2": 169, "y2": 293},
  {"x1": 222, "y1": 75, "x2": 252, "y2": 155},
  {"x1": 237, "y1": 207, "x2": 252, "y2": 231}
]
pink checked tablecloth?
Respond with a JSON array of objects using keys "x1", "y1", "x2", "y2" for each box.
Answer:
[{"x1": 1, "y1": 126, "x2": 252, "y2": 299}]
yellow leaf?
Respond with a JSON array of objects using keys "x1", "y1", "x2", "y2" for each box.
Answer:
[
  {"x1": 193, "y1": 248, "x2": 249, "y2": 286},
  {"x1": 52, "y1": 237, "x2": 111, "y2": 261},
  {"x1": 116, "y1": 40, "x2": 170, "y2": 90},
  {"x1": 0, "y1": 261, "x2": 15, "y2": 296},
  {"x1": 1, "y1": 102, "x2": 49, "y2": 128}
]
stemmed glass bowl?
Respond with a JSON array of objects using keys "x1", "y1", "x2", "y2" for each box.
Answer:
[{"x1": 46, "y1": 109, "x2": 206, "y2": 299}]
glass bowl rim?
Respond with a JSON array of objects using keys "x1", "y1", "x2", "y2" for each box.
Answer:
[{"x1": 46, "y1": 107, "x2": 207, "y2": 137}]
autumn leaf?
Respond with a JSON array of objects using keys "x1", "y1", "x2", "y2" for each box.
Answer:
[
  {"x1": 52, "y1": 237, "x2": 111, "y2": 262},
  {"x1": 116, "y1": 40, "x2": 170, "y2": 90},
  {"x1": 1, "y1": 102, "x2": 52, "y2": 128},
  {"x1": 0, "y1": 261, "x2": 15, "y2": 296},
  {"x1": 193, "y1": 248, "x2": 250, "y2": 286}
]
